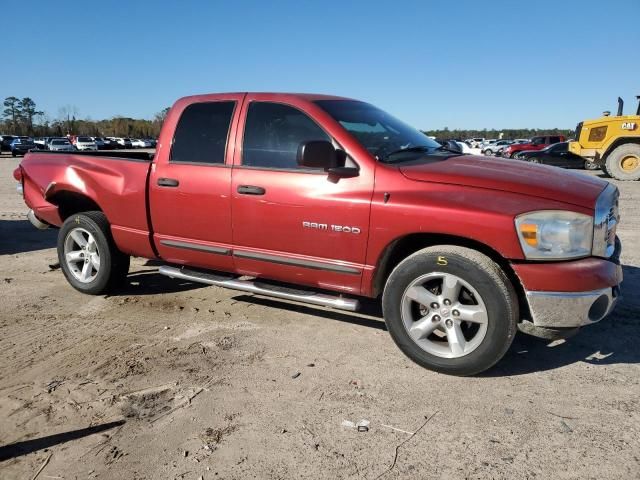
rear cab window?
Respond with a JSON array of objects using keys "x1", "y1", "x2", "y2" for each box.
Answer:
[{"x1": 170, "y1": 101, "x2": 236, "y2": 165}]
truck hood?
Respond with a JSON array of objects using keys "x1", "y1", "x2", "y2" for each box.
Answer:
[{"x1": 399, "y1": 155, "x2": 606, "y2": 209}]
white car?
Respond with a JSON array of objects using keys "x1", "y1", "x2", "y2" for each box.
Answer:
[
  {"x1": 482, "y1": 140, "x2": 514, "y2": 156},
  {"x1": 466, "y1": 137, "x2": 485, "y2": 148},
  {"x1": 74, "y1": 136, "x2": 97, "y2": 151},
  {"x1": 48, "y1": 138, "x2": 76, "y2": 152},
  {"x1": 131, "y1": 138, "x2": 151, "y2": 148},
  {"x1": 454, "y1": 141, "x2": 477, "y2": 155}
]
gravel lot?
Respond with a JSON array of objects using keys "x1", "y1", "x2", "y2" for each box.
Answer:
[{"x1": 1, "y1": 152, "x2": 638, "y2": 480}]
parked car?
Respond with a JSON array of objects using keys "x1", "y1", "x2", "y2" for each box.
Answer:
[
  {"x1": 466, "y1": 137, "x2": 485, "y2": 148},
  {"x1": 73, "y1": 136, "x2": 98, "y2": 151},
  {"x1": 503, "y1": 135, "x2": 566, "y2": 158},
  {"x1": 47, "y1": 138, "x2": 76, "y2": 152},
  {"x1": 131, "y1": 138, "x2": 152, "y2": 148},
  {"x1": 517, "y1": 142, "x2": 598, "y2": 170},
  {"x1": 1, "y1": 135, "x2": 16, "y2": 152},
  {"x1": 34, "y1": 137, "x2": 51, "y2": 149},
  {"x1": 14, "y1": 92, "x2": 622, "y2": 376},
  {"x1": 114, "y1": 137, "x2": 133, "y2": 149},
  {"x1": 453, "y1": 141, "x2": 475, "y2": 154},
  {"x1": 482, "y1": 140, "x2": 513, "y2": 156},
  {"x1": 103, "y1": 137, "x2": 121, "y2": 149},
  {"x1": 10, "y1": 137, "x2": 37, "y2": 156}
]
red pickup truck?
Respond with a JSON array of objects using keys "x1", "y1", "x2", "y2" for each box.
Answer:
[
  {"x1": 503, "y1": 135, "x2": 566, "y2": 158},
  {"x1": 14, "y1": 93, "x2": 622, "y2": 375}
]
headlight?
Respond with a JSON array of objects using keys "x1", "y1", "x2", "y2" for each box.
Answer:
[{"x1": 515, "y1": 210, "x2": 593, "y2": 260}]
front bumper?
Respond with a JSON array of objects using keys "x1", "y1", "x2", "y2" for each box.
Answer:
[
  {"x1": 513, "y1": 245, "x2": 623, "y2": 329},
  {"x1": 525, "y1": 286, "x2": 620, "y2": 328}
]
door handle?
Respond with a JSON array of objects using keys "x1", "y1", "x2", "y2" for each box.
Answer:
[
  {"x1": 237, "y1": 185, "x2": 266, "y2": 195},
  {"x1": 157, "y1": 178, "x2": 179, "y2": 187}
]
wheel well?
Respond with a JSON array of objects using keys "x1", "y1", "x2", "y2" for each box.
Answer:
[
  {"x1": 603, "y1": 137, "x2": 640, "y2": 159},
  {"x1": 48, "y1": 191, "x2": 102, "y2": 221},
  {"x1": 372, "y1": 233, "x2": 530, "y2": 319}
]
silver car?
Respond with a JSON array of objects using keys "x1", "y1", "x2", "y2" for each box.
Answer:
[
  {"x1": 482, "y1": 140, "x2": 514, "y2": 156},
  {"x1": 48, "y1": 138, "x2": 76, "y2": 152}
]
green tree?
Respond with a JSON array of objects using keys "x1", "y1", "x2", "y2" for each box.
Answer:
[
  {"x1": 3, "y1": 96, "x2": 23, "y2": 133},
  {"x1": 19, "y1": 97, "x2": 43, "y2": 135}
]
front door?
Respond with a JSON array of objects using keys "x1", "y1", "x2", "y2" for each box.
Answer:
[
  {"x1": 149, "y1": 96, "x2": 243, "y2": 271},
  {"x1": 230, "y1": 99, "x2": 373, "y2": 294}
]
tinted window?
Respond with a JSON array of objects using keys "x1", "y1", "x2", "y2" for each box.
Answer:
[
  {"x1": 552, "y1": 142, "x2": 568, "y2": 152},
  {"x1": 171, "y1": 102, "x2": 235, "y2": 164},
  {"x1": 549, "y1": 136, "x2": 561, "y2": 143},
  {"x1": 532, "y1": 137, "x2": 545, "y2": 145},
  {"x1": 242, "y1": 102, "x2": 330, "y2": 169}
]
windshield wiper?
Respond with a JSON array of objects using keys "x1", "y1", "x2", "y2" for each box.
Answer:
[{"x1": 381, "y1": 145, "x2": 434, "y2": 163}]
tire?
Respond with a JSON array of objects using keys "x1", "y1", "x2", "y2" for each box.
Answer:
[
  {"x1": 382, "y1": 245, "x2": 518, "y2": 376},
  {"x1": 57, "y1": 211, "x2": 130, "y2": 295},
  {"x1": 483, "y1": 149, "x2": 491, "y2": 156},
  {"x1": 605, "y1": 144, "x2": 640, "y2": 181},
  {"x1": 509, "y1": 152, "x2": 518, "y2": 158}
]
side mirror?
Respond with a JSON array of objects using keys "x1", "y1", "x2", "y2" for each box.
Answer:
[
  {"x1": 297, "y1": 140, "x2": 340, "y2": 169},
  {"x1": 297, "y1": 141, "x2": 358, "y2": 178},
  {"x1": 445, "y1": 140, "x2": 462, "y2": 153}
]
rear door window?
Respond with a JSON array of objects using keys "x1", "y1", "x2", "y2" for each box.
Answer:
[
  {"x1": 242, "y1": 102, "x2": 330, "y2": 170},
  {"x1": 171, "y1": 101, "x2": 235, "y2": 165}
]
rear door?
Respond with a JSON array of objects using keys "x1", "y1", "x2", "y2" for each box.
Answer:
[
  {"x1": 149, "y1": 95, "x2": 243, "y2": 272},
  {"x1": 229, "y1": 97, "x2": 373, "y2": 294}
]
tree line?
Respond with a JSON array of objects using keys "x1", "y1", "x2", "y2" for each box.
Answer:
[
  {"x1": 2, "y1": 96, "x2": 575, "y2": 141},
  {"x1": 421, "y1": 127, "x2": 575, "y2": 141},
  {"x1": 2, "y1": 96, "x2": 169, "y2": 138}
]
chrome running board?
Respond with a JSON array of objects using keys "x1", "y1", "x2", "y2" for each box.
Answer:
[{"x1": 159, "y1": 266, "x2": 360, "y2": 312}]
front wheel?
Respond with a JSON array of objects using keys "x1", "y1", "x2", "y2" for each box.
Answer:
[
  {"x1": 605, "y1": 144, "x2": 640, "y2": 181},
  {"x1": 57, "y1": 211, "x2": 130, "y2": 294},
  {"x1": 382, "y1": 246, "x2": 518, "y2": 376}
]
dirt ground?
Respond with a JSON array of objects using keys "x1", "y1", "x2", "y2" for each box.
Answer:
[{"x1": 0, "y1": 152, "x2": 638, "y2": 480}]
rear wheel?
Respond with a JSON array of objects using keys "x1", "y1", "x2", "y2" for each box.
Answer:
[
  {"x1": 57, "y1": 211, "x2": 130, "y2": 294},
  {"x1": 382, "y1": 246, "x2": 518, "y2": 376},
  {"x1": 605, "y1": 144, "x2": 640, "y2": 181},
  {"x1": 509, "y1": 152, "x2": 518, "y2": 158}
]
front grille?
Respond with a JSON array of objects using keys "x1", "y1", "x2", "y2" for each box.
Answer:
[{"x1": 593, "y1": 184, "x2": 619, "y2": 258}]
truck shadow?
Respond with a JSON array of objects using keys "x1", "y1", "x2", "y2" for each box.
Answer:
[
  {"x1": 0, "y1": 219, "x2": 57, "y2": 255},
  {"x1": 485, "y1": 264, "x2": 640, "y2": 376},
  {"x1": 231, "y1": 294, "x2": 387, "y2": 331},
  {"x1": 229, "y1": 267, "x2": 639, "y2": 376},
  {"x1": 111, "y1": 269, "x2": 205, "y2": 296}
]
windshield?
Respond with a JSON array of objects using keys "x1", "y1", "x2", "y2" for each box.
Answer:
[
  {"x1": 315, "y1": 100, "x2": 440, "y2": 161},
  {"x1": 52, "y1": 140, "x2": 70, "y2": 145},
  {"x1": 78, "y1": 137, "x2": 92, "y2": 142}
]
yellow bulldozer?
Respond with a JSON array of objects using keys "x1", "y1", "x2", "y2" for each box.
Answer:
[{"x1": 569, "y1": 96, "x2": 640, "y2": 181}]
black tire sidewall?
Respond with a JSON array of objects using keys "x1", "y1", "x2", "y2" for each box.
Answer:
[
  {"x1": 383, "y1": 250, "x2": 516, "y2": 376},
  {"x1": 57, "y1": 214, "x2": 114, "y2": 294}
]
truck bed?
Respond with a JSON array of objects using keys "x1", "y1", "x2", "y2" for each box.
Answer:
[{"x1": 19, "y1": 150, "x2": 156, "y2": 258}]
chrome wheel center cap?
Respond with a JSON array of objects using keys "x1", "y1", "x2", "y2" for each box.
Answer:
[{"x1": 440, "y1": 308, "x2": 450, "y2": 317}]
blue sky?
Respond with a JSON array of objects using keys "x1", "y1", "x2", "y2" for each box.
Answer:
[{"x1": 2, "y1": 0, "x2": 638, "y2": 129}]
